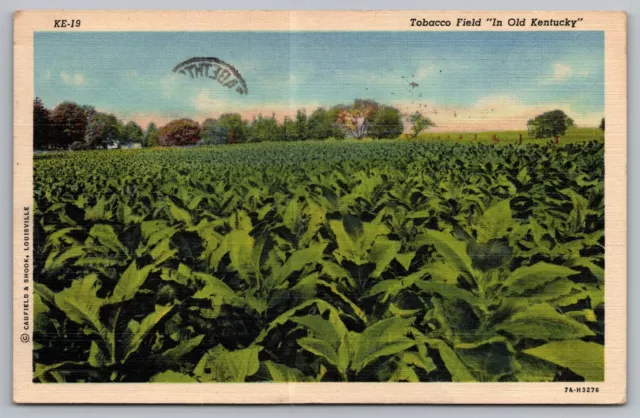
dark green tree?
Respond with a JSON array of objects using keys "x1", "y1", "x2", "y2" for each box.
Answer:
[
  {"x1": 599, "y1": 118, "x2": 605, "y2": 131},
  {"x1": 308, "y1": 107, "x2": 344, "y2": 140},
  {"x1": 84, "y1": 112, "x2": 120, "y2": 149},
  {"x1": 33, "y1": 97, "x2": 51, "y2": 150},
  {"x1": 123, "y1": 121, "x2": 144, "y2": 144},
  {"x1": 249, "y1": 114, "x2": 279, "y2": 142},
  {"x1": 408, "y1": 112, "x2": 435, "y2": 138},
  {"x1": 200, "y1": 118, "x2": 229, "y2": 145},
  {"x1": 50, "y1": 101, "x2": 88, "y2": 149},
  {"x1": 280, "y1": 116, "x2": 297, "y2": 141},
  {"x1": 369, "y1": 105, "x2": 403, "y2": 139},
  {"x1": 217, "y1": 113, "x2": 249, "y2": 144},
  {"x1": 526, "y1": 109, "x2": 572, "y2": 143},
  {"x1": 143, "y1": 122, "x2": 159, "y2": 147},
  {"x1": 294, "y1": 109, "x2": 309, "y2": 141}
]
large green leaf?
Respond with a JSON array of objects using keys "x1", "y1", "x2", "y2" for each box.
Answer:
[
  {"x1": 44, "y1": 246, "x2": 85, "y2": 272},
  {"x1": 415, "y1": 335, "x2": 476, "y2": 382},
  {"x1": 297, "y1": 337, "x2": 345, "y2": 373},
  {"x1": 422, "y1": 261, "x2": 460, "y2": 284},
  {"x1": 467, "y1": 239, "x2": 512, "y2": 272},
  {"x1": 167, "y1": 199, "x2": 192, "y2": 226},
  {"x1": 495, "y1": 303, "x2": 595, "y2": 340},
  {"x1": 109, "y1": 261, "x2": 152, "y2": 303},
  {"x1": 194, "y1": 345, "x2": 261, "y2": 382},
  {"x1": 88, "y1": 224, "x2": 127, "y2": 254},
  {"x1": 293, "y1": 311, "x2": 350, "y2": 374},
  {"x1": 523, "y1": 340, "x2": 604, "y2": 381},
  {"x1": 419, "y1": 230, "x2": 475, "y2": 278},
  {"x1": 276, "y1": 243, "x2": 327, "y2": 283},
  {"x1": 330, "y1": 219, "x2": 357, "y2": 261},
  {"x1": 475, "y1": 199, "x2": 512, "y2": 243},
  {"x1": 123, "y1": 304, "x2": 174, "y2": 362},
  {"x1": 504, "y1": 262, "x2": 579, "y2": 295},
  {"x1": 455, "y1": 337, "x2": 516, "y2": 381},
  {"x1": 369, "y1": 239, "x2": 402, "y2": 278},
  {"x1": 349, "y1": 317, "x2": 416, "y2": 372},
  {"x1": 141, "y1": 220, "x2": 177, "y2": 248},
  {"x1": 226, "y1": 229, "x2": 255, "y2": 280},
  {"x1": 414, "y1": 280, "x2": 479, "y2": 306},
  {"x1": 53, "y1": 274, "x2": 107, "y2": 336},
  {"x1": 161, "y1": 335, "x2": 205, "y2": 362}
]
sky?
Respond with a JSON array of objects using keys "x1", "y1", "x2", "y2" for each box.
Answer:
[{"x1": 35, "y1": 31, "x2": 604, "y2": 132}]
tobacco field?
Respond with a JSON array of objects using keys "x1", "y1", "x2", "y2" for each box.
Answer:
[{"x1": 32, "y1": 139, "x2": 605, "y2": 383}]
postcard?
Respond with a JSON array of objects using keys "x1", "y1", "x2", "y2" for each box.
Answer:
[{"x1": 13, "y1": 10, "x2": 627, "y2": 404}]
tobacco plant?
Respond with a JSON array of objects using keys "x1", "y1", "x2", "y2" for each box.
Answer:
[{"x1": 33, "y1": 139, "x2": 605, "y2": 382}]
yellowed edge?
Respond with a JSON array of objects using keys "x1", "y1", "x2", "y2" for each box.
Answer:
[{"x1": 13, "y1": 10, "x2": 627, "y2": 404}]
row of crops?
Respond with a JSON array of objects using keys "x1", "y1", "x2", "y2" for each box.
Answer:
[{"x1": 33, "y1": 139, "x2": 605, "y2": 383}]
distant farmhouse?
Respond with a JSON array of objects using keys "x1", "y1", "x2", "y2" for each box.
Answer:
[{"x1": 117, "y1": 141, "x2": 142, "y2": 149}]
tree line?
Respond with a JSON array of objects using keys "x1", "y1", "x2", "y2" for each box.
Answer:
[
  {"x1": 33, "y1": 98, "x2": 438, "y2": 150},
  {"x1": 34, "y1": 97, "x2": 593, "y2": 150},
  {"x1": 34, "y1": 98, "x2": 155, "y2": 150}
]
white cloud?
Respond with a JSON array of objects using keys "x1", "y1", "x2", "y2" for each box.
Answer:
[
  {"x1": 59, "y1": 71, "x2": 86, "y2": 86},
  {"x1": 541, "y1": 62, "x2": 590, "y2": 84},
  {"x1": 552, "y1": 63, "x2": 574, "y2": 80},
  {"x1": 192, "y1": 90, "x2": 226, "y2": 113}
]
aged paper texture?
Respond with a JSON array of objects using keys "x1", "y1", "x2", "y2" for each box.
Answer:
[{"x1": 13, "y1": 10, "x2": 627, "y2": 404}]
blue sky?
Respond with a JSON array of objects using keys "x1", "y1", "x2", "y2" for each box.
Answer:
[{"x1": 35, "y1": 31, "x2": 604, "y2": 131}]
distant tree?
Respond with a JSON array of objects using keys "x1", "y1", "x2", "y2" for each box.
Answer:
[
  {"x1": 565, "y1": 116, "x2": 575, "y2": 128},
  {"x1": 308, "y1": 107, "x2": 343, "y2": 140},
  {"x1": 158, "y1": 119, "x2": 201, "y2": 146},
  {"x1": 408, "y1": 112, "x2": 435, "y2": 138},
  {"x1": 33, "y1": 97, "x2": 51, "y2": 150},
  {"x1": 599, "y1": 118, "x2": 605, "y2": 131},
  {"x1": 249, "y1": 114, "x2": 279, "y2": 142},
  {"x1": 84, "y1": 112, "x2": 120, "y2": 149},
  {"x1": 50, "y1": 101, "x2": 88, "y2": 149},
  {"x1": 527, "y1": 109, "x2": 572, "y2": 143},
  {"x1": 335, "y1": 100, "x2": 377, "y2": 139},
  {"x1": 123, "y1": 121, "x2": 144, "y2": 144},
  {"x1": 281, "y1": 116, "x2": 298, "y2": 141},
  {"x1": 200, "y1": 118, "x2": 229, "y2": 145},
  {"x1": 294, "y1": 109, "x2": 309, "y2": 141},
  {"x1": 217, "y1": 113, "x2": 248, "y2": 144},
  {"x1": 143, "y1": 122, "x2": 159, "y2": 147},
  {"x1": 369, "y1": 105, "x2": 403, "y2": 139}
]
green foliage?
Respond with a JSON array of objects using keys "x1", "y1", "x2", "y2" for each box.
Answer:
[
  {"x1": 334, "y1": 99, "x2": 403, "y2": 139},
  {"x1": 408, "y1": 112, "x2": 435, "y2": 138},
  {"x1": 50, "y1": 101, "x2": 89, "y2": 149},
  {"x1": 143, "y1": 122, "x2": 159, "y2": 147},
  {"x1": 33, "y1": 139, "x2": 604, "y2": 383},
  {"x1": 527, "y1": 109, "x2": 573, "y2": 139},
  {"x1": 369, "y1": 106, "x2": 403, "y2": 139},
  {"x1": 85, "y1": 112, "x2": 121, "y2": 149},
  {"x1": 308, "y1": 107, "x2": 344, "y2": 140},
  {"x1": 33, "y1": 97, "x2": 51, "y2": 150},
  {"x1": 248, "y1": 114, "x2": 279, "y2": 142},
  {"x1": 199, "y1": 118, "x2": 229, "y2": 145},
  {"x1": 217, "y1": 113, "x2": 249, "y2": 144},
  {"x1": 123, "y1": 121, "x2": 144, "y2": 144},
  {"x1": 158, "y1": 119, "x2": 201, "y2": 146}
]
